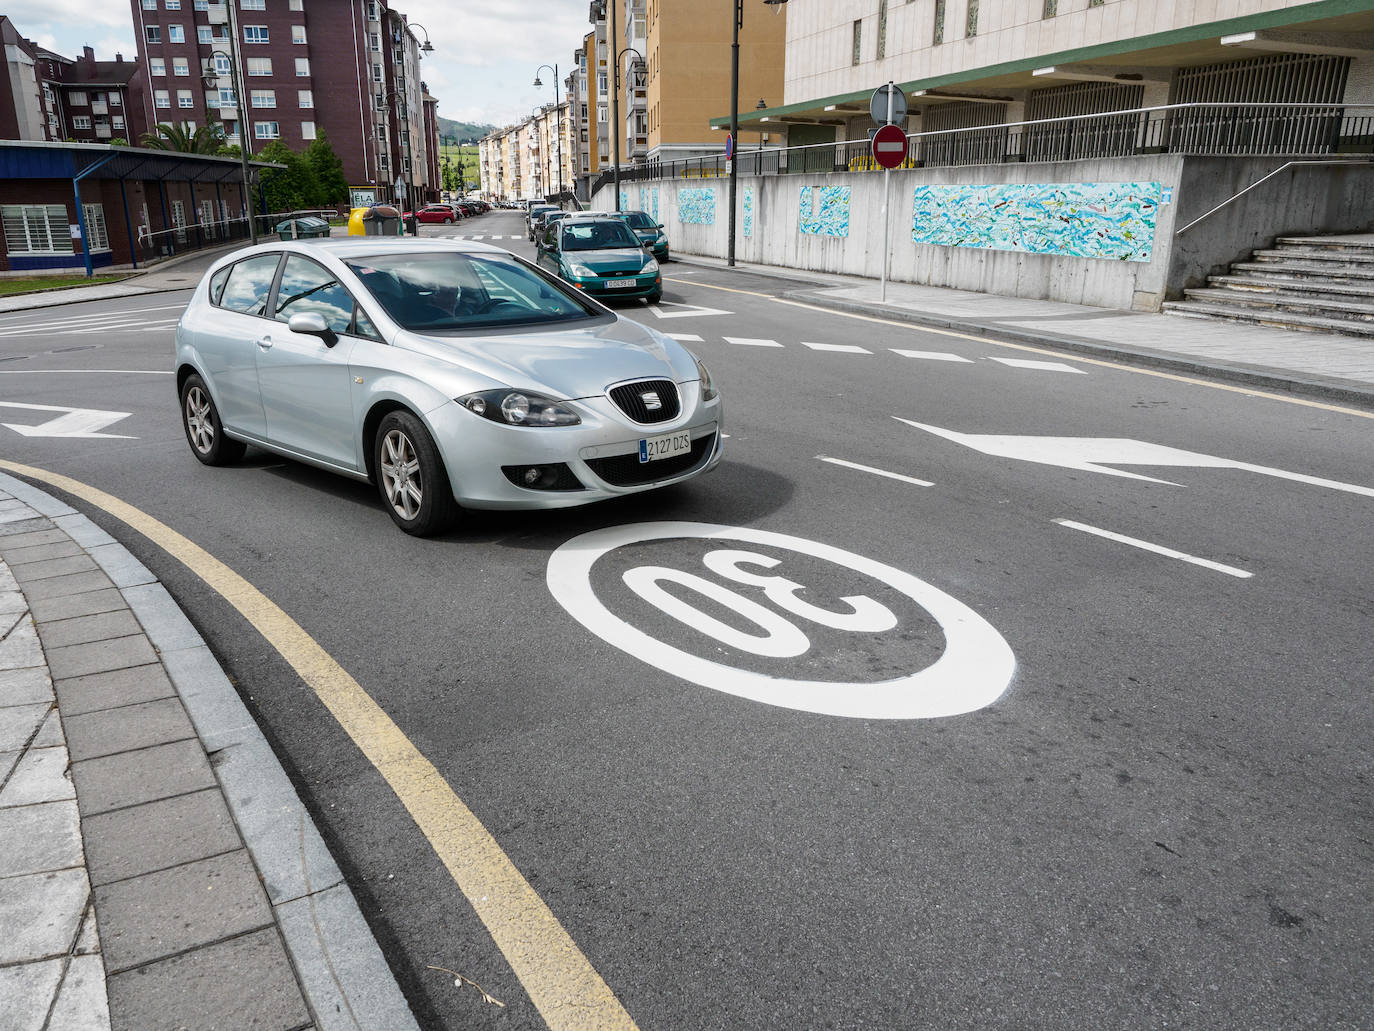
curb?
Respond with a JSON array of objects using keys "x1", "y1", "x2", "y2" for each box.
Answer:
[
  {"x1": 783, "y1": 289, "x2": 1374, "y2": 410},
  {"x1": 0, "y1": 470, "x2": 421, "y2": 1031},
  {"x1": 0, "y1": 243, "x2": 244, "y2": 314}
]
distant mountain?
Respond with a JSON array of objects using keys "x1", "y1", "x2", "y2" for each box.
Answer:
[{"x1": 435, "y1": 116, "x2": 496, "y2": 144}]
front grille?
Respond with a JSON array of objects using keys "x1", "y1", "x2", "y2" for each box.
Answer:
[
  {"x1": 586, "y1": 435, "x2": 713, "y2": 486},
  {"x1": 609, "y1": 379, "x2": 680, "y2": 424}
]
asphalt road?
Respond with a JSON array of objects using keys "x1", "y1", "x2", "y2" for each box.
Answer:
[{"x1": 2, "y1": 209, "x2": 1371, "y2": 1031}]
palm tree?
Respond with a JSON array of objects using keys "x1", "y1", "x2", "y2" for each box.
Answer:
[{"x1": 139, "y1": 121, "x2": 227, "y2": 154}]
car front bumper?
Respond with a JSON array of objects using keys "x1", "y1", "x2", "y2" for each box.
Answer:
[
  {"x1": 427, "y1": 385, "x2": 723, "y2": 510},
  {"x1": 571, "y1": 272, "x2": 661, "y2": 299}
]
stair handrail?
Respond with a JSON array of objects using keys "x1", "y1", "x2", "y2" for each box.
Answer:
[{"x1": 1174, "y1": 159, "x2": 1374, "y2": 236}]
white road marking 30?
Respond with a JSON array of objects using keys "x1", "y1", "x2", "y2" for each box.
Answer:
[
  {"x1": 547, "y1": 522, "x2": 1015, "y2": 719},
  {"x1": 1055, "y1": 519, "x2": 1253, "y2": 579},
  {"x1": 0, "y1": 401, "x2": 134, "y2": 439},
  {"x1": 898, "y1": 420, "x2": 1374, "y2": 497}
]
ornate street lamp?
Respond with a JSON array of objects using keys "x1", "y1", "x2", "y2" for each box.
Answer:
[
  {"x1": 534, "y1": 64, "x2": 565, "y2": 201},
  {"x1": 729, "y1": 0, "x2": 789, "y2": 266}
]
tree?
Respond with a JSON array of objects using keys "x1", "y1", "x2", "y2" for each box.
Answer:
[
  {"x1": 254, "y1": 139, "x2": 316, "y2": 213},
  {"x1": 139, "y1": 121, "x2": 226, "y2": 154},
  {"x1": 305, "y1": 131, "x2": 348, "y2": 206}
]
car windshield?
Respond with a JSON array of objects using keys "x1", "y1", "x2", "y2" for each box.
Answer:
[
  {"x1": 346, "y1": 252, "x2": 599, "y2": 331},
  {"x1": 561, "y1": 221, "x2": 641, "y2": 251},
  {"x1": 623, "y1": 212, "x2": 656, "y2": 229}
]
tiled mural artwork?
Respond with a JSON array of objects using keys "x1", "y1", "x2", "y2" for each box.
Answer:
[
  {"x1": 743, "y1": 186, "x2": 754, "y2": 238},
  {"x1": 678, "y1": 187, "x2": 717, "y2": 225},
  {"x1": 640, "y1": 186, "x2": 659, "y2": 222},
  {"x1": 619, "y1": 190, "x2": 629, "y2": 213},
  {"x1": 799, "y1": 185, "x2": 851, "y2": 237},
  {"x1": 910, "y1": 181, "x2": 1162, "y2": 262}
]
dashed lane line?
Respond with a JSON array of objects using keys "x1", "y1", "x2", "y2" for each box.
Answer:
[
  {"x1": 804, "y1": 342, "x2": 871, "y2": 354},
  {"x1": 722, "y1": 336, "x2": 783, "y2": 348},
  {"x1": 817, "y1": 455, "x2": 934, "y2": 487},
  {"x1": 988, "y1": 356, "x2": 1087, "y2": 374},
  {"x1": 891, "y1": 349, "x2": 974, "y2": 363},
  {"x1": 663, "y1": 333, "x2": 702, "y2": 342},
  {"x1": 1054, "y1": 519, "x2": 1253, "y2": 579},
  {"x1": 665, "y1": 277, "x2": 1374, "y2": 421},
  {"x1": 0, "y1": 460, "x2": 641, "y2": 1031}
]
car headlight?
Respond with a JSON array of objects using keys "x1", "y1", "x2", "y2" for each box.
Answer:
[
  {"x1": 693, "y1": 355, "x2": 717, "y2": 402},
  {"x1": 642, "y1": 257, "x2": 660, "y2": 274},
  {"x1": 567, "y1": 263, "x2": 596, "y2": 278},
  {"x1": 458, "y1": 389, "x2": 581, "y2": 427}
]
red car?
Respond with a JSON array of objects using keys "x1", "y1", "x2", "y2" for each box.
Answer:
[{"x1": 404, "y1": 203, "x2": 460, "y2": 224}]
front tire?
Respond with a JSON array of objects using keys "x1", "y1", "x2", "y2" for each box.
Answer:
[
  {"x1": 374, "y1": 410, "x2": 458, "y2": 536},
  {"x1": 180, "y1": 374, "x2": 245, "y2": 466},
  {"x1": 646, "y1": 287, "x2": 663, "y2": 303}
]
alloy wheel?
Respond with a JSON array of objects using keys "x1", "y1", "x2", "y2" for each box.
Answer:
[
  {"x1": 185, "y1": 386, "x2": 214, "y2": 455},
  {"x1": 380, "y1": 428, "x2": 422, "y2": 520}
]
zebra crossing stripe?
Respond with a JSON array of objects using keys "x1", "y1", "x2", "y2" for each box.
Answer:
[
  {"x1": 890, "y1": 349, "x2": 973, "y2": 363},
  {"x1": 804, "y1": 342, "x2": 871, "y2": 354},
  {"x1": 664, "y1": 333, "x2": 702, "y2": 342},
  {"x1": 987, "y1": 357, "x2": 1087, "y2": 374},
  {"x1": 722, "y1": 337, "x2": 782, "y2": 348}
]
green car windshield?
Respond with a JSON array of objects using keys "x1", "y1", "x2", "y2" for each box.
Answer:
[
  {"x1": 561, "y1": 222, "x2": 641, "y2": 251},
  {"x1": 622, "y1": 212, "x2": 657, "y2": 230},
  {"x1": 347, "y1": 252, "x2": 599, "y2": 331}
]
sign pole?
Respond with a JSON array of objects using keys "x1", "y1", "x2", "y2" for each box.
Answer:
[{"x1": 881, "y1": 81, "x2": 894, "y2": 303}]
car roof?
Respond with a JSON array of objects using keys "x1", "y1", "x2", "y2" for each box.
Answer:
[{"x1": 212, "y1": 238, "x2": 510, "y2": 267}]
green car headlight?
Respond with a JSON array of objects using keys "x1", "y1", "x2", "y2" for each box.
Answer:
[{"x1": 567, "y1": 263, "x2": 596, "y2": 278}]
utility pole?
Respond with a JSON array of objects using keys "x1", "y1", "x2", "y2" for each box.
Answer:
[
  {"x1": 727, "y1": 0, "x2": 740, "y2": 266},
  {"x1": 224, "y1": 0, "x2": 256, "y2": 243},
  {"x1": 608, "y1": 0, "x2": 621, "y2": 212}
]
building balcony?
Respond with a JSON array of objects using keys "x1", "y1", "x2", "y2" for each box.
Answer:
[
  {"x1": 90, "y1": 101, "x2": 107, "y2": 115},
  {"x1": 95, "y1": 126, "x2": 111, "y2": 138},
  {"x1": 218, "y1": 106, "x2": 238, "y2": 121}
]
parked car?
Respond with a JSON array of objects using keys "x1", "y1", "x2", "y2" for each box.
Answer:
[
  {"x1": 616, "y1": 210, "x2": 669, "y2": 261},
  {"x1": 526, "y1": 204, "x2": 559, "y2": 240},
  {"x1": 535, "y1": 215, "x2": 662, "y2": 303},
  {"x1": 404, "y1": 204, "x2": 460, "y2": 224},
  {"x1": 175, "y1": 239, "x2": 720, "y2": 536}
]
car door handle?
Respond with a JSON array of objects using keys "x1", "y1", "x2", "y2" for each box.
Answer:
[{"x1": 256, "y1": 335, "x2": 273, "y2": 350}]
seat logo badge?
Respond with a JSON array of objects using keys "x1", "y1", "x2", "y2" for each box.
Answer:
[{"x1": 641, "y1": 391, "x2": 662, "y2": 411}]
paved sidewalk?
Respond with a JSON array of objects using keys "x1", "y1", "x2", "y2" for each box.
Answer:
[
  {"x1": 675, "y1": 255, "x2": 1374, "y2": 407},
  {"x1": 0, "y1": 245, "x2": 243, "y2": 314},
  {"x1": 0, "y1": 475, "x2": 419, "y2": 1031}
]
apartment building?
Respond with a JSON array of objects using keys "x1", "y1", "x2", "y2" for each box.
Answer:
[
  {"x1": 729, "y1": 0, "x2": 1374, "y2": 145},
  {"x1": 126, "y1": 0, "x2": 439, "y2": 205},
  {"x1": 1, "y1": 18, "x2": 148, "y2": 145}
]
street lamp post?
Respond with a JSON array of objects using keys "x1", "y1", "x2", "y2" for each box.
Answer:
[
  {"x1": 534, "y1": 64, "x2": 563, "y2": 203},
  {"x1": 202, "y1": 52, "x2": 255, "y2": 245},
  {"x1": 730, "y1": 0, "x2": 789, "y2": 266},
  {"x1": 607, "y1": 1, "x2": 620, "y2": 211},
  {"x1": 616, "y1": 46, "x2": 645, "y2": 178},
  {"x1": 390, "y1": 16, "x2": 433, "y2": 233}
]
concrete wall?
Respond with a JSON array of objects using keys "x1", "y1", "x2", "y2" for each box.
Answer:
[{"x1": 596, "y1": 153, "x2": 1374, "y2": 311}]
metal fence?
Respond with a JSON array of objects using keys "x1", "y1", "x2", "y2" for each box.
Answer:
[
  {"x1": 131, "y1": 208, "x2": 344, "y2": 266},
  {"x1": 604, "y1": 102, "x2": 1374, "y2": 187}
]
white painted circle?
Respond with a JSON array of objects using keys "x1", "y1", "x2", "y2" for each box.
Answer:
[{"x1": 546, "y1": 522, "x2": 1015, "y2": 720}]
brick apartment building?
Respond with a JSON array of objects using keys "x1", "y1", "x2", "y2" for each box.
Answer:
[
  {"x1": 126, "y1": 0, "x2": 439, "y2": 206},
  {"x1": 1, "y1": 16, "x2": 149, "y2": 144}
]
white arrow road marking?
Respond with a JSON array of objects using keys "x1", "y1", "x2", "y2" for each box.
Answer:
[
  {"x1": 648, "y1": 300, "x2": 733, "y2": 319},
  {"x1": 805, "y1": 342, "x2": 872, "y2": 354},
  {"x1": 818, "y1": 455, "x2": 934, "y2": 487},
  {"x1": 0, "y1": 401, "x2": 134, "y2": 439},
  {"x1": 1056, "y1": 519, "x2": 1253, "y2": 579},
  {"x1": 891, "y1": 349, "x2": 974, "y2": 363},
  {"x1": 897, "y1": 420, "x2": 1374, "y2": 497},
  {"x1": 987, "y1": 357, "x2": 1087, "y2": 374}
]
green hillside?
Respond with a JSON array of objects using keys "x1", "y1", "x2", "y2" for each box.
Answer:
[{"x1": 435, "y1": 116, "x2": 495, "y2": 144}]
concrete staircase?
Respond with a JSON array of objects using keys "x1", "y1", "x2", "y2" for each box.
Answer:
[{"x1": 1164, "y1": 234, "x2": 1374, "y2": 338}]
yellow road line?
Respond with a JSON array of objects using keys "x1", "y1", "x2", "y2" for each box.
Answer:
[
  {"x1": 663, "y1": 276, "x2": 1374, "y2": 421},
  {"x1": 0, "y1": 459, "x2": 638, "y2": 1031}
]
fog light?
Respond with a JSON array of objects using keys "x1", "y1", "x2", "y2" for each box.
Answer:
[{"x1": 522, "y1": 467, "x2": 541, "y2": 485}]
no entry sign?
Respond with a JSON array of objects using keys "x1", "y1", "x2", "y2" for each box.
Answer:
[{"x1": 872, "y1": 123, "x2": 909, "y2": 169}]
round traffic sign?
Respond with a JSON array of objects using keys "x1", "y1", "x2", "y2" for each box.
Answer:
[
  {"x1": 724, "y1": 133, "x2": 735, "y2": 161},
  {"x1": 871, "y1": 123, "x2": 909, "y2": 169}
]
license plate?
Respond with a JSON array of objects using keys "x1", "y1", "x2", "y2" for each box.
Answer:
[
  {"x1": 639, "y1": 430, "x2": 692, "y2": 464},
  {"x1": 605, "y1": 278, "x2": 637, "y2": 288}
]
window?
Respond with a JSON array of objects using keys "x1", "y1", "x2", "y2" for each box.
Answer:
[
  {"x1": 374, "y1": 91, "x2": 385, "y2": 110},
  {"x1": 142, "y1": 0, "x2": 156, "y2": 8},
  {"x1": 877, "y1": 0, "x2": 888, "y2": 59},
  {"x1": 69, "y1": 91, "x2": 88, "y2": 106},
  {"x1": 155, "y1": 89, "x2": 171, "y2": 108},
  {"x1": 2, "y1": 205, "x2": 67, "y2": 255},
  {"x1": 173, "y1": 58, "x2": 189, "y2": 75},
  {"x1": 966, "y1": 0, "x2": 978, "y2": 36},
  {"x1": 273, "y1": 255, "x2": 355, "y2": 332},
  {"x1": 217, "y1": 87, "x2": 237, "y2": 105},
  {"x1": 370, "y1": 32, "x2": 380, "y2": 52},
  {"x1": 150, "y1": 58, "x2": 166, "y2": 76},
  {"x1": 852, "y1": 19, "x2": 862, "y2": 65},
  {"x1": 244, "y1": 26, "x2": 268, "y2": 44},
  {"x1": 254, "y1": 120, "x2": 279, "y2": 139},
  {"x1": 73, "y1": 115, "x2": 92, "y2": 128},
  {"x1": 200, "y1": 199, "x2": 216, "y2": 240},
  {"x1": 290, "y1": 0, "x2": 303, "y2": 9},
  {"x1": 81, "y1": 204, "x2": 110, "y2": 251},
  {"x1": 298, "y1": 89, "x2": 313, "y2": 107},
  {"x1": 250, "y1": 89, "x2": 275, "y2": 107},
  {"x1": 294, "y1": 57, "x2": 309, "y2": 76},
  {"x1": 933, "y1": 0, "x2": 946, "y2": 44},
  {"x1": 198, "y1": 26, "x2": 212, "y2": 44},
  {"x1": 367, "y1": 0, "x2": 378, "y2": 19},
  {"x1": 178, "y1": 90, "x2": 194, "y2": 108},
  {"x1": 195, "y1": 0, "x2": 209, "y2": 9},
  {"x1": 110, "y1": 92, "x2": 122, "y2": 107},
  {"x1": 113, "y1": 116, "x2": 125, "y2": 129},
  {"x1": 168, "y1": 24, "x2": 184, "y2": 43},
  {"x1": 241, "y1": 0, "x2": 266, "y2": 8},
  {"x1": 219, "y1": 254, "x2": 281, "y2": 315},
  {"x1": 146, "y1": 24, "x2": 162, "y2": 43},
  {"x1": 292, "y1": 25, "x2": 306, "y2": 44},
  {"x1": 246, "y1": 57, "x2": 271, "y2": 75},
  {"x1": 300, "y1": 120, "x2": 315, "y2": 140},
  {"x1": 372, "y1": 65, "x2": 382, "y2": 82},
  {"x1": 597, "y1": 104, "x2": 606, "y2": 122},
  {"x1": 166, "y1": 0, "x2": 181, "y2": 8}
]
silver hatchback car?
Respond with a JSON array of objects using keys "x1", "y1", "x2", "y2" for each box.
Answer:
[{"x1": 175, "y1": 238, "x2": 723, "y2": 535}]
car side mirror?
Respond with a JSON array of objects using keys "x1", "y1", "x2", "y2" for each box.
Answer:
[
  {"x1": 656, "y1": 224, "x2": 664, "y2": 229},
  {"x1": 288, "y1": 311, "x2": 338, "y2": 347},
  {"x1": 642, "y1": 241, "x2": 654, "y2": 250}
]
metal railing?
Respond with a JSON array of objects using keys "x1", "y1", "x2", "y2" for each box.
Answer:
[
  {"x1": 130, "y1": 208, "x2": 346, "y2": 265},
  {"x1": 608, "y1": 102, "x2": 1374, "y2": 185}
]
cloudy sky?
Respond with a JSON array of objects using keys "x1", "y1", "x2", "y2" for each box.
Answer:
[{"x1": 7, "y1": 0, "x2": 591, "y2": 128}]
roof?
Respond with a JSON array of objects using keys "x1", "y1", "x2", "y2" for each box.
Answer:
[{"x1": 0, "y1": 140, "x2": 284, "y2": 184}]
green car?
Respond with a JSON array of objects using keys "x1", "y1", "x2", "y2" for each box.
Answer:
[
  {"x1": 536, "y1": 216, "x2": 662, "y2": 302},
  {"x1": 618, "y1": 210, "x2": 669, "y2": 261}
]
